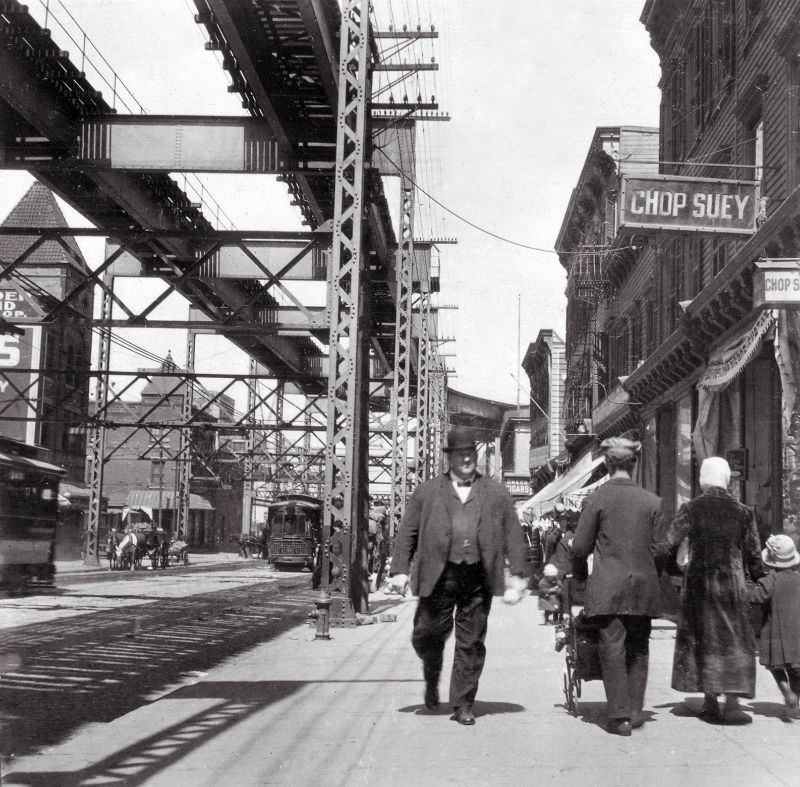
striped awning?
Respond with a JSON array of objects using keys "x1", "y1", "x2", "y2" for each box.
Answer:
[{"x1": 126, "y1": 489, "x2": 214, "y2": 511}]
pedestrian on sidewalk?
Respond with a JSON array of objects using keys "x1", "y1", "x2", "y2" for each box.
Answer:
[
  {"x1": 538, "y1": 563, "x2": 563, "y2": 624},
  {"x1": 571, "y1": 436, "x2": 663, "y2": 737},
  {"x1": 388, "y1": 425, "x2": 528, "y2": 726},
  {"x1": 662, "y1": 456, "x2": 764, "y2": 725},
  {"x1": 749, "y1": 534, "x2": 800, "y2": 719}
]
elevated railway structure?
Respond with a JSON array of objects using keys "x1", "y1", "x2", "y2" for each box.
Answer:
[{"x1": 0, "y1": 0, "x2": 455, "y2": 622}]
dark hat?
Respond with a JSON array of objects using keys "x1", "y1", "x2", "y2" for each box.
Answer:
[
  {"x1": 600, "y1": 436, "x2": 641, "y2": 460},
  {"x1": 444, "y1": 425, "x2": 477, "y2": 452}
]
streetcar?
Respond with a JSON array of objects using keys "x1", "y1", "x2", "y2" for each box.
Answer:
[
  {"x1": 266, "y1": 493, "x2": 322, "y2": 571},
  {"x1": 0, "y1": 437, "x2": 65, "y2": 592}
]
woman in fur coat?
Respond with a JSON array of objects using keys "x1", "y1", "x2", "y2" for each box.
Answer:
[{"x1": 662, "y1": 457, "x2": 764, "y2": 723}]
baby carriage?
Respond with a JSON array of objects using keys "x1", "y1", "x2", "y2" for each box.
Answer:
[{"x1": 554, "y1": 574, "x2": 602, "y2": 715}]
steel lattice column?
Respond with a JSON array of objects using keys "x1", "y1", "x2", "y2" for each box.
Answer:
[
  {"x1": 274, "y1": 380, "x2": 284, "y2": 488},
  {"x1": 389, "y1": 185, "x2": 415, "y2": 537},
  {"x1": 175, "y1": 331, "x2": 196, "y2": 541},
  {"x1": 85, "y1": 272, "x2": 113, "y2": 564},
  {"x1": 240, "y1": 357, "x2": 257, "y2": 536},
  {"x1": 321, "y1": 0, "x2": 372, "y2": 623},
  {"x1": 415, "y1": 288, "x2": 432, "y2": 483},
  {"x1": 431, "y1": 366, "x2": 448, "y2": 476}
]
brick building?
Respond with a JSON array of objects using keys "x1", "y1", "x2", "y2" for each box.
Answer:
[
  {"x1": 498, "y1": 406, "x2": 530, "y2": 501},
  {"x1": 522, "y1": 329, "x2": 566, "y2": 493},
  {"x1": 556, "y1": 1, "x2": 800, "y2": 540},
  {"x1": 0, "y1": 182, "x2": 93, "y2": 557},
  {"x1": 555, "y1": 126, "x2": 659, "y2": 467},
  {"x1": 101, "y1": 354, "x2": 244, "y2": 550}
]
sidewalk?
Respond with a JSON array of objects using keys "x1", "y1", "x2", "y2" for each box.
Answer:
[
  {"x1": 55, "y1": 551, "x2": 249, "y2": 578},
  {"x1": 4, "y1": 592, "x2": 800, "y2": 786}
]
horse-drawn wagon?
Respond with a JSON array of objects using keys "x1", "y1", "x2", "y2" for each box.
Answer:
[{"x1": 110, "y1": 527, "x2": 185, "y2": 571}]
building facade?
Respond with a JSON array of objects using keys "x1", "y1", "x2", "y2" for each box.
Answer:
[
  {"x1": 558, "y1": 1, "x2": 800, "y2": 542},
  {"x1": 522, "y1": 329, "x2": 566, "y2": 493},
  {"x1": 101, "y1": 354, "x2": 244, "y2": 550},
  {"x1": 0, "y1": 182, "x2": 94, "y2": 557},
  {"x1": 498, "y1": 405, "x2": 531, "y2": 500}
]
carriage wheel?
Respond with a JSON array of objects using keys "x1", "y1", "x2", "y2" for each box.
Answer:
[{"x1": 563, "y1": 666, "x2": 575, "y2": 714}]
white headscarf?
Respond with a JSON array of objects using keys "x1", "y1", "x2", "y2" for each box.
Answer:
[{"x1": 699, "y1": 456, "x2": 731, "y2": 491}]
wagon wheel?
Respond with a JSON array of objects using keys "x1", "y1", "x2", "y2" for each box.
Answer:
[{"x1": 563, "y1": 666, "x2": 575, "y2": 714}]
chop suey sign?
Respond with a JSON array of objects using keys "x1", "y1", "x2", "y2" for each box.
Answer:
[{"x1": 619, "y1": 175, "x2": 758, "y2": 235}]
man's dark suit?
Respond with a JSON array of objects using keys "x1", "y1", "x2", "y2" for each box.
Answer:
[{"x1": 392, "y1": 472, "x2": 528, "y2": 709}]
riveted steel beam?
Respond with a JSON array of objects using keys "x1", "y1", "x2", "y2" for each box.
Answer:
[{"x1": 321, "y1": 0, "x2": 371, "y2": 624}]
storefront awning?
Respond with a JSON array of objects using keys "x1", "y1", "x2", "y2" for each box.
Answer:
[
  {"x1": 698, "y1": 310, "x2": 776, "y2": 392},
  {"x1": 517, "y1": 452, "x2": 605, "y2": 515},
  {"x1": 125, "y1": 489, "x2": 214, "y2": 511},
  {"x1": 58, "y1": 482, "x2": 91, "y2": 510},
  {"x1": 562, "y1": 474, "x2": 609, "y2": 509}
]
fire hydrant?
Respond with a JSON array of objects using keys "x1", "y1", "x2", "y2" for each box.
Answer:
[{"x1": 314, "y1": 591, "x2": 332, "y2": 640}]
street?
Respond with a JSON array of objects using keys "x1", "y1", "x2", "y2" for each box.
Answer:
[
  {"x1": 4, "y1": 577, "x2": 800, "y2": 786},
  {"x1": 0, "y1": 562, "x2": 315, "y2": 761}
]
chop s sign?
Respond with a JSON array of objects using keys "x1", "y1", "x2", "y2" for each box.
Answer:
[{"x1": 619, "y1": 175, "x2": 757, "y2": 236}]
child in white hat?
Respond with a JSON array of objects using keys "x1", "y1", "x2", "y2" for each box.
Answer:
[
  {"x1": 750, "y1": 534, "x2": 800, "y2": 719},
  {"x1": 538, "y1": 563, "x2": 563, "y2": 624}
]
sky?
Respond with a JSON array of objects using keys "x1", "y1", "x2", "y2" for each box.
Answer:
[{"x1": 0, "y1": 0, "x2": 662, "y2": 406}]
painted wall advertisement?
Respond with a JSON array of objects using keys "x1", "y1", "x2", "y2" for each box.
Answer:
[
  {"x1": 618, "y1": 174, "x2": 758, "y2": 236},
  {"x1": 0, "y1": 328, "x2": 41, "y2": 444}
]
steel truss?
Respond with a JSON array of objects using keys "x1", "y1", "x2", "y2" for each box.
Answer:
[
  {"x1": 389, "y1": 182, "x2": 415, "y2": 538},
  {"x1": 322, "y1": 0, "x2": 372, "y2": 623}
]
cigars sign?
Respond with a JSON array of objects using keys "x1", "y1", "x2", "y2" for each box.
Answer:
[{"x1": 619, "y1": 175, "x2": 758, "y2": 236}]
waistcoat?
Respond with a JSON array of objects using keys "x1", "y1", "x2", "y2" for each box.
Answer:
[{"x1": 449, "y1": 493, "x2": 480, "y2": 564}]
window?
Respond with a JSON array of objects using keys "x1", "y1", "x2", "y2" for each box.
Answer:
[
  {"x1": 746, "y1": 0, "x2": 762, "y2": 28},
  {"x1": 150, "y1": 460, "x2": 165, "y2": 487},
  {"x1": 792, "y1": 55, "x2": 800, "y2": 187},
  {"x1": 646, "y1": 292, "x2": 658, "y2": 355},
  {"x1": 668, "y1": 62, "x2": 688, "y2": 166},
  {"x1": 711, "y1": 238, "x2": 728, "y2": 277},
  {"x1": 630, "y1": 303, "x2": 643, "y2": 370},
  {"x1": 690, "y1": 2, "x2": 737, "y2": 138}
]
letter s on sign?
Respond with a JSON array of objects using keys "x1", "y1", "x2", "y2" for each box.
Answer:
[{"x1": 0, "y1": 336, "x2": 21, "y2": 367}]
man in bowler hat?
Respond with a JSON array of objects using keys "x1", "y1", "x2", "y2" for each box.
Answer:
[{"x1": 389, "y1": 425, "x2": 528, "y2": 725}]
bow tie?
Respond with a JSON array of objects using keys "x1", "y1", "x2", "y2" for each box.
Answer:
[{"x1": 456, "y1": 480, "x2": 472, "y2": 487}]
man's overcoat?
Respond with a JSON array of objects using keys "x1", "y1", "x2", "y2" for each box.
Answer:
[
  {"x1": 391, "y1": 473, "x2": 528, "y2": 598},
  {"x1": 572, "y1": 478, "x2": 663, "y2": 618}
]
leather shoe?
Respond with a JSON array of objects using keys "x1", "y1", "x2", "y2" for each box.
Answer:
[
  {"x1": 606, "y1": 719, "x2": 632, "y2": 736},
  {"x1": 424, "y1": 682, "x2": 439, "y2": 710},
  {"x1": 450, "y1": 706, "x2": 476, "y2": 725}
]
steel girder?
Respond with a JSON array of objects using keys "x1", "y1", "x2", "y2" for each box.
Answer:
[
  {"x1": 174, "y1": 332, "x2": 197, "y2": 541},
  {"x1": 389, "y1": 182, "x2": 415, "y2": 537},
  {"x1": 85, "y1": 272, "x2": 112, "y2": 564},
  {"x1": 321, "y1": 0, "x2": 371, "y2": 623},
  {"x1": 415, "y1": 287, "x2": 432, "y2": 483}
]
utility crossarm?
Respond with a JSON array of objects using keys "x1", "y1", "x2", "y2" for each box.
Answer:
[
  {"x1": 370, "y1": 102, "x2": 438, "y2": 111},
  {"x1": 372, "y1": 111, "x2": 450, "y2": 122},
  {"x1": 374, "y1": 63, "x2": 439, "y2": 71},
  {"x1": 373, "y1": 30, "x2": 439, "y2": 39}
]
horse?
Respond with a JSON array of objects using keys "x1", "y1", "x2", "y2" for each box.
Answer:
[
  {"x1": 116, "y1": 531, "x2": 141, "y2": 571},
  {"x1": 106, "y1": 530, "x2": 124, "y2": 570}
]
